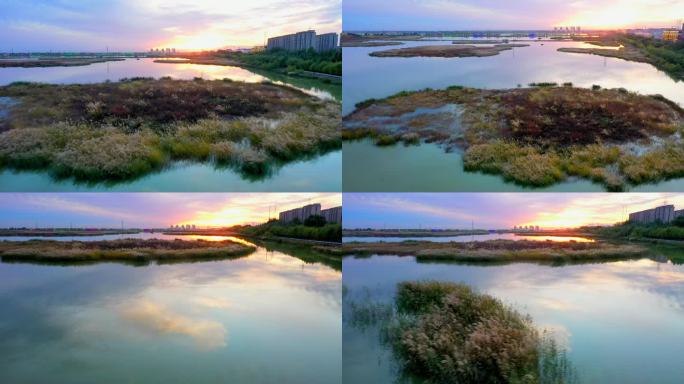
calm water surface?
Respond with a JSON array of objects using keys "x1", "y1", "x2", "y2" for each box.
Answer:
[
  {"x1": 343, "y1": 40, "x2": 684, "y2": 192},
  {"x1": 0, "y1": 59, "x2": 341, "y2": 192},
  {"x1": 0, "y1": 241, "x2": 341, "y2": 384},
  {"x1": 0, "y1": 151, "x2": 341, "y2": 192},
  {"x1": 343, "y1": 250, "x2": 684, "y2": 384},
  {"x1": 343, "y1": 233, "x2": 593, "y2": 243}
]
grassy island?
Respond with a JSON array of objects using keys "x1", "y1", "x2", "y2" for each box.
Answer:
[
  {"x1": 0, "y1": 238, "x2": 256, "y2": 263},
  {"x1": 368, "y1": 44, "x2": 529, "y2": 58},
  {"x1": 0, "y1": 57, "x2": 125, "y2": 68},
  {"x1": 0, "y1": 78, "x2": 340, "y2": 182},
  {"x1": 343, "y1": 239, "x2": 646, "y2": 263},
  {"x1": 343, "y1": 85, "x2": 684, "y2": 190},
  {"x1": 347, "y1": 281, "x2": 577, "y2": 384}
]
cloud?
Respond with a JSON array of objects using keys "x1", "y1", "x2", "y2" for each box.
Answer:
[
  {"x1": 1, "y1": 0, "x2": 341, "y2": 51},
  {"x1": 122, "y1": 300, "x2": 227, "y2": 350}
]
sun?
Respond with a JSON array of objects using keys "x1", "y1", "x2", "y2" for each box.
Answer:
[
  {"x1": 179, "y1": 206, "x2": 264, "y2": 228},
  {"x1": 163, "y1": 32, "x2": 228, "y2": 51}
]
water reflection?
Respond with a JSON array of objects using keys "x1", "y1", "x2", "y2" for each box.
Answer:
[
  {"x1": 0, "y1": 58, "x2": 337, "y2": 101},
  {"x1": 343, "y1": 248, "x2": 684, "y2": 384},
  {"x1": 0, "y1": 242, "x2": 341, "y2": 383},
  {"x1": 344, "y1": 233, "x2": 594, "y2": 243},
  {"x1": 343, "y1": 40, "x2": 684, "y2": 114}
]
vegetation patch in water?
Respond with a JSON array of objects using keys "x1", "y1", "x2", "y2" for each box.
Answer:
[
  {"x1": 0, "y1": 238, "x2": 256, "y2": 263},
  {"x1": 343, "y1": 86, "x2": 684, "y2": 190},
  {"x1": 347, "y1": 281, "x2": 578, "y2": 384},
  {"x1": 368, "y1": 44, "x2": 529, "y2": 58},
  {"x1": 0, "y1": 57, "x2": 125, "y2": 68},
  {"x1": 343, "y1": 239, "x2": 646, "y2": 263},
  {"x1": 0, "y1": 79, "x2": 340, "y2": 182}
]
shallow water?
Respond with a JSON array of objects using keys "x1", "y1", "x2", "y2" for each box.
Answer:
[
  {"x1": 0, "y1": 150, "x2": 342, "y2": 192},
  {"x1": 0, "y1": 232, "x2": 251, "y2": 243},
  {"x1": 343, "y1": 251, "x2": 684, "y2": 384},
  {"x1": 343, "y1": 40, "x2": 684, "y2": 114},
  {"x1": 0, "y1": 58, "x2": 339, "y2": 101},
  {"x1": 343, "y1": 233, "x2": 593, "y2": 243},
  {"x1": 0, "y1": 241, "x2": 341, "y2": 384},
  {"x1": 343, "y1": 140, "x2": 684, "y2": 192}
]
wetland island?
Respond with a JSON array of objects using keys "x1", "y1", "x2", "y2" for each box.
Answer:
[{"x1": 343, "y1": 28, "x2": 684, "y2": 192}]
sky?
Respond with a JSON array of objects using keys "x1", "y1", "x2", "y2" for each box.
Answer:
[
  {"x1": 344, "y1": 193, "x2": 684, "y2": 230},
  {"x1": 0, "y1": 0, "x2": 341, "y2": 52},
  {"x1": 343, "y1": 0, "x2": 684, "y2": 31},
  {"x1": 0, "y1": 193, "x2": 341, "y2": 229}
]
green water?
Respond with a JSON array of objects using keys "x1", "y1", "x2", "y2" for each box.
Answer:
[
  {"x1": 0, "y1": 241, "x2": 341, "y2": 383},
  {"x1": 343, "y1": 247, "x2": 684, "y2": 384},
  {"x1": 344, "y1": 140, "x2": 684, "y2": 192},
  {"x1": 0, "y1": 151, "x2": 341, "y2": 192}
]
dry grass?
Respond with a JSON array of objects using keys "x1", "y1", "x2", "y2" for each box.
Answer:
[
  {"x1": 0, "y1": 79, "x2": 340, "y2": 181},
  {"x1": 343, "y1": 239, "x2": 647, "y2": 263},
  {"x1": 344, "y1": 86, "x2": 684, "y2": 190},
  {"x1": 0, "y1": 238, "x2": 256, "y2": 263}
]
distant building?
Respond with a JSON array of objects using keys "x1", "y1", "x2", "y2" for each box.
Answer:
[
  {"x1": 267, "y1": 30, "x2": 339, "y2": 52},
  {"x1": 663, "y1": 30, "x2": 680, "y2": 42},
  {"x1": 321, "y1": 206, "x2": 342, "y2": 224},
  {"x1": 629, "y1": 204, "x2": 684, "y2": 224},
  {"x1": 251, "y1": 45, "x2": 266, "y2": 53}
]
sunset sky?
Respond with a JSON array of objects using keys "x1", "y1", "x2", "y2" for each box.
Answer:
[
  {"x1": 344, "y1": 193, "x2": 684, "y2": 230},
  {"x1": 344, "y1": 0, "x2": 684, "y2": 31},
  {"x1": 0, "y1": 0, "x2": 341, "y2": 52},
  {"x1": 0, "y1": 193, "x2": 341, "y2": 229}
]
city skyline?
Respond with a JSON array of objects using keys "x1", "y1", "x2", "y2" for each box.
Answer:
[
  {"x1": 343, "y1": 0, "x2": 683, "y2": 31},
  {"x1": 1, "y1": 0, "x2": 341, "y2": 52},
  {"x1": 0, "y1": 193, "x2": 341, "y2": 228},
  {"x1": 343, "y1": 193, "x2": 684, "y2": 229}
]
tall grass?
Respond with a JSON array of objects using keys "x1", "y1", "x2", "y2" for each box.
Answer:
[{"x1": 346, "y1": 281, "x2": 578, "y2": 384}]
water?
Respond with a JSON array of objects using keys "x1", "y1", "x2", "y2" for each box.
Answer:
[
  {"x1": 0, "y1": 232, "x2": 252, "y2": 243},
  {"x1": 344, "y1": 139, "x2": 684, "y2": 192},
  {"x1": 0, "y1": 240, "x2": 341, "y2": 384},
  {"x1": 342, "y1": 40, "x2": 684, "y2": 192},
  {"x1": 343, "y1": 248, "x2": 684, "y2": 384},
  {"x1": 343, "y1": 40, "x2": 684, "y2": 114},
  {"x1": 0, "y1": 58, "x2": 339, "y2": 101},
  {"x1": 0, "y1": 151, "x2": 342, "y2": 192},
  {"x1": 343, "y1": 233, "x2": 593, "y2": 243}
]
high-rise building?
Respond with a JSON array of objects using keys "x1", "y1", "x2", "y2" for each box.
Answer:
[
  {"x1": 315, "y1": 33, "x2": 339, "y2": 52},
  {"x1": 629, "y1": 204, "x2": 684, "y2": 223},
  {"x1": 267, "y1": 30, "x2": 339, "y2": 52},
  {"x1": 321, "y1": 206, "x2": 342, "y2": 224},
  {"x1": 279, "y1": 204, "x2": 322, "y2": 223}
]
